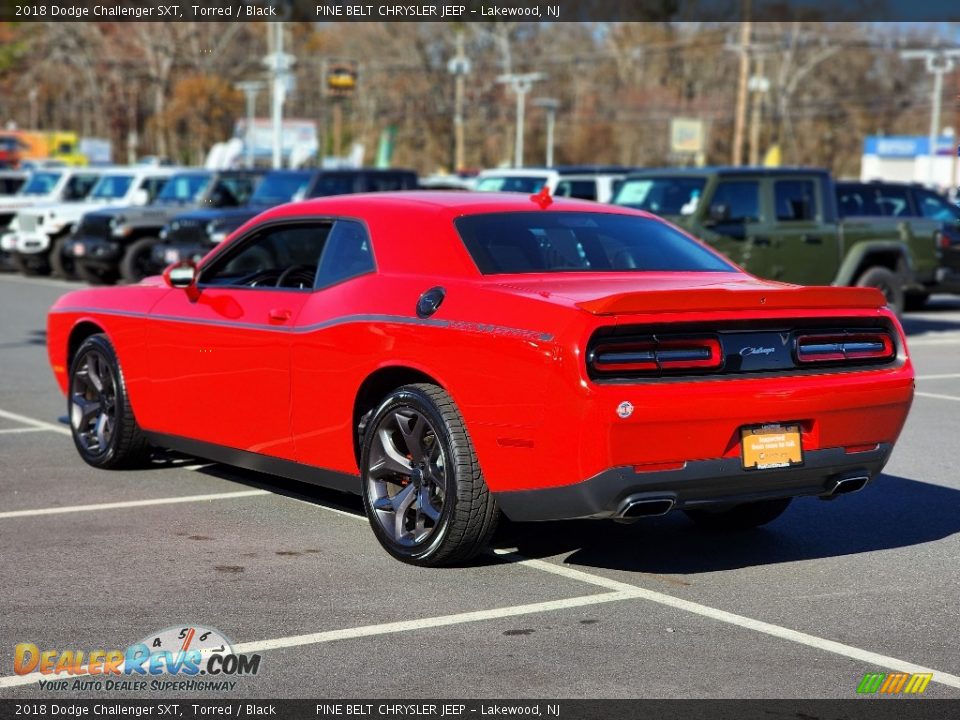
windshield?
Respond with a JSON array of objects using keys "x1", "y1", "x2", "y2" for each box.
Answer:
[
  {"x1": 251, "y1": 173, "x2": 310, "y2": 204},
  {"x1": 613, "y1": 177, "x2": 706, "y2": 216},
  {"x1": 455, "y1": 211, "x2": 734, "y2": 274},
  {"x1": 89, "y1": 175, "x2": 135, "y2": 200},
  {"x1": 21, "y1": 172, "x2": 62, "y2": 196},
  {"x1": 156, "y1": 174, "x2": 210, "y2": 203},
  {"x1": 476, "y1": 176, "x2": 548, "y2": 193}
]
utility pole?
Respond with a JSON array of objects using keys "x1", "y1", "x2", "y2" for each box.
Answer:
[
  {"x1": 497, "y1": 72, "x2": 545, "y2": 168},
  {"x1": 264, "y1": 23, "x2": 295, "y2": 170},
  {"x1": 901, "y1": 48, "x2": 960, "y2": 187},
  {"x1": 447, "y1": 32, "x2": 471, "y2": 172},
  {"x1": 533, "y1": 97, "x2": 560, "y2": 167},
  {"x1": 235, "y1": 81, "x2": 264, "y2": 169},
  {"x1": 748, "y1": 55, "x2": 769, "y2": 166},
  {"x1": 730, "y1": 5, "x2": 752, "y2": 167}
]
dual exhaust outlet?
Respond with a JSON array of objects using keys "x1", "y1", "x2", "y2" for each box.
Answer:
[{"x1": 614, "y1": 473, "x2": 870, "y2": 519}]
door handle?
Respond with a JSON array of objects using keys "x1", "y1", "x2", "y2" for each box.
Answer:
[
  {"x1": 268, "y1": 308, "x2": 292, "y2": 323},
  {"x1": 801, "y1": 235, "x2": 823, "y2": 244}
]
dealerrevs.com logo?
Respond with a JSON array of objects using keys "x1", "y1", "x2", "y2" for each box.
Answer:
[
  {"x1": 857, "y1": 672, "x2": 933, "y2": 695},
  {"x1": 14, "y1": 626, "x2": 261, "y2": 692}
]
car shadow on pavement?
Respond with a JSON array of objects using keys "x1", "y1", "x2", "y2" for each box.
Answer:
[{"x1": 497, "y1": 474, "x2": 960, "y2": 575}]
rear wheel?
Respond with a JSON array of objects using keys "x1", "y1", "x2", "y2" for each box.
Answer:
[
  {"x1": 49, "y1": 234, "x2": 77, "y2": 280},
  {"x1": 360, "y1": 383, "x2": 499, "y2": 566},
  {"x1": 856, "y1": 266, "x2": 904, "y2": 316},
  {"x1": 69, "y1": 334, "x2": 150, "y2": 469},
  {"x1": 120, "y1": 236, "x2": 160, "y2": 283},
  {"x1": 684, "y1": 498, "x2": 791, "y2": 531}
]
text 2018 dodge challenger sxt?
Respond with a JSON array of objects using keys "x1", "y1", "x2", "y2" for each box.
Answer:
[{"x1": 47, "y1": 191, "x2": 914, "y2": 565}]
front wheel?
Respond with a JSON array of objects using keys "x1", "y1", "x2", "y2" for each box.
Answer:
[
  {"x1": 120, "y1": 236, "x2": 160, "y2": 284},
  {"x1": 76, "y1": 261, "x2": 119, "y2": 286},
  {"x1": 69, "y1": 334, "x2": 150, "y2": 469},
  {"x1": 360, "y1": 383, "x2": 499, "y2": 566},
  {"x1": 684, "y1": 498, "x2": 791, "y2": 531},
  {"x1": 50, "y1": 234, "x2": 77, "y2": 280},
  {"x1": 856, "y1": 266, "x2": 904, "y2": 316}
]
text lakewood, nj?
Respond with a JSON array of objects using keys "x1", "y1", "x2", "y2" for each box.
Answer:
[{"x1": 315, "y1": 4, "x2": 559, "y2": 17}]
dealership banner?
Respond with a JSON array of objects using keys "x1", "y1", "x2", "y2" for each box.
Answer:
[
  {"x1": 1, "y1": 700, "x2": 959, "y2": 719},
  {"x1": 3, "y1": 0, "x2": 960, "y2": 22}
]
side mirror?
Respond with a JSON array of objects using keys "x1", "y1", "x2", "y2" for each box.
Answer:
[
  {"x1": 131, "y1": 188, "x2": 150, "y2": 206},
  {"x1": 163, "y1": 261, "x2": 199, "y2": 300}
]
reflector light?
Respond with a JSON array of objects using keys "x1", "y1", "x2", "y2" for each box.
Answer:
[
  {"x1": 796, "y1": 332, "x2": 894, "y2": 364},
  {"x1": 590, "y1": 337, "x2": 722, "y2": 375}
]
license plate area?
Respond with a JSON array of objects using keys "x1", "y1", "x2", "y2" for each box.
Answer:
[{"x1": 741, "y1": 423, "x2": 803, "y2": 470}]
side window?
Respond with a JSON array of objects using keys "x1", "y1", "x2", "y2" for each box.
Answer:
[
  {"x1": 65, "y1": 174, "x2": 98, "y2": 200},
  {"x1": 875, "y1": 185, "x2": 912, "y2": 218},
  {"x1": 837, "y1": 186, "x2": 882, "y2": 217},
  {"x1": 915, "y1": 189, "x2": 960, "y2": 222},
  {"x1": 710, "y1": 180, "x2": 760, "y2": 223},
  {"x1": 555, "y1": 180, "x2": 597, "y2": 201},
  {"x1": 314, "y1": 220, "x2": 375, "y2": 288},
  {"x1": 144, "y1": 177, "x2": 168, "y2": 201},
  {"x1": 202, "y1": 224, "x2": 332, "y2": 290},
  {"x1": 774, "y1": 180, "x2": 818, "y2": 221}
]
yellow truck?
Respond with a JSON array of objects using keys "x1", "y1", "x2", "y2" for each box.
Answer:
[{"x1": 18, "y1": 131, "x2": 88, "y2": 166}]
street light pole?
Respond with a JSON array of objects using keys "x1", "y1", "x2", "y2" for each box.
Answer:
[
  {"x1": 533, "y1": 97, "x2": 560, "y2": 167},
  {"x1": 447, "y1": 32, "x2": 471, "y2": 172},
  {"x1": 901, "y1": 48, "x2": 960, "y2": 187},
  {"x1": 264, "y1": 22, "x2": 295, "y2": 170},
  {"x1": 235, "y1": 81, "x2": 264, "y2": 169},
  {"x1": 498, "y1": 72, "x2": 545, "y2": 168}
]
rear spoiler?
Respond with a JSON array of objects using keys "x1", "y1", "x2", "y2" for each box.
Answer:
[{"x1": 576, "y1": 286, "x2": 886, "y2": 316}]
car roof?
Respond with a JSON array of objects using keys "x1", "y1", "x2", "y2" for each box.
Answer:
[
  {"x1": 264, "y1": 190, "x2": 649, "y2": 220},
  {"x1": 625, "y1": 166, "x2": 831, "y2": 178}
]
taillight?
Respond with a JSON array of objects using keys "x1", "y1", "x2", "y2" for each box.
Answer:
[
  {"x1": 795, "y1": 332, "x2": 894, "y2": 364},
  {"x1": 590, "y1": 336, "x2": 722, "y2": 376}
]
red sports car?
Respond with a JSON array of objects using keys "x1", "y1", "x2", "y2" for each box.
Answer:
[{"x1": 48, "y1": 191, "x2": 914, "y2": 565}]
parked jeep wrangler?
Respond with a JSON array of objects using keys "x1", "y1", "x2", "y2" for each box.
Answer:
[
  {"x1": 69, "y1": 169, "x2": 262, "y2": 284},
  {"x1": 613, "y1": 167, "x2": 948, "y2": 315}
]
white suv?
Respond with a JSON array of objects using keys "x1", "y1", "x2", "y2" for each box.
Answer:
[
  {"x1": 474, "y1": 166, "x2": 630, "y2": 203},
  {"x1": 7, "y1": 167, "x2": 175, "y2": 277}
]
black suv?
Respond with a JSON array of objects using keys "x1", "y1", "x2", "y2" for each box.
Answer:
[
  {"x1": 69, "y1": 170, "x2": 263, "y2": 284},
  {"x1": 151, "y1": 168, "x2": 418, "y2": 270}
]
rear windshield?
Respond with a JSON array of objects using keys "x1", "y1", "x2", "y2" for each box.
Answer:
[
  {"x1": 475, "y1": 176, "x2": 548, "y2": 193},
  {"x1": 455, "y1": 211, "x2": 734, "y2": 275},
  {"x1": 613, "y1": 177, "x2": 706, "y2": 216}
]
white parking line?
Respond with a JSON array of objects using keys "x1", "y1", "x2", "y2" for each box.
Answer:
[
  {"x1": 0, "y1": 490, "x2": 270, "y2": 519},
  {"x1": 0, "y1": 426, "x2": 47, "y2": 435},
  {"x1": 0, "y1": 408, "x2": 71, "y2": 436},
  {"x1": 915, "y1": 391, "x2": 960, "y2": 403},
  {"x1": 494, "y1": 551, "x2": 960, "y2": 690},
  {"x1": 915, "y1": 373, "x2": 960, "y2": 380},
  {"x1": 908, "y1": 337, "x2": 960, "y2": 346},
  {"x1": 0, "y1": 591, "x2": 634, "y2": 689}
]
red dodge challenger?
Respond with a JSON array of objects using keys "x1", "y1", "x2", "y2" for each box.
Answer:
[{"x1": 47, "y1": 191, "x2": 914, "y2": 565}]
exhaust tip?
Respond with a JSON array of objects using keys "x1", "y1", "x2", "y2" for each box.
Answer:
[
  {"x1": 825, "y1": 475, "x2": 869, "y2": 497},
  {"x1": 618, "y1": 496, "x2": 675, "y2": 519}
]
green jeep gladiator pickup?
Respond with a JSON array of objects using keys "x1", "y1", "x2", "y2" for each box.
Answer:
[{"x1": 613, "y1": 167, "x2": 958, "y2": 314}]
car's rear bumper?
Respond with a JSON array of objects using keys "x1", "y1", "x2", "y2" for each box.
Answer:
[{"x1": 493, "y1": 443, "x2": 892, "y2": 521}]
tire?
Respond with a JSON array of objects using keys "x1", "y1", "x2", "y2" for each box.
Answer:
[
  {"x1": 684, "y1": 498, "x2": 791, "y2": 531},
  {"x1": 49, "y1": 234, "x2": 77, "y2": 280},
  {"x1": 360, "y1": 383, "x2": 500, "y2": 566},
  {"x1": 76, "y1": 261, "x2": 118, "y2": 286},
  {"x1": 903, "y1": 292, "x2": 930, "y2": 312},
  {"x1": 120, "y1": 236, "x2": 160, "y2": 284},
  {"x1": 11, "y1": 252, "x2": 50, "y2": 276},
  {"x1": 856, "y1": 266, "x2": 904, "y2": 316},
  {"x1": 68, "y1": 334, "x2": 150, "y2": 469}
]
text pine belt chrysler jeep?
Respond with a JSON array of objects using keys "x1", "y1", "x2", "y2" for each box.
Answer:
[{"x1": 48, "y1": 191, "x2": 914, "y2": 566}]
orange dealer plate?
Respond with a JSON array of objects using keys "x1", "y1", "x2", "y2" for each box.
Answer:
[{"x1": 741, "y1": 424, "x2": 803, "y2": 470}]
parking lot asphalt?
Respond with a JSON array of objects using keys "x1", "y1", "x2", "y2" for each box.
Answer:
[{"x1": 0, "y1": 272, "x2": 958, "y2": 699}]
